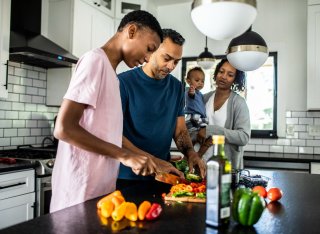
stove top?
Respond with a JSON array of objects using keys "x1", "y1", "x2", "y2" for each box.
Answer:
[{"x1": 0, "y1": 145, "x2": 57, "y2": 175}]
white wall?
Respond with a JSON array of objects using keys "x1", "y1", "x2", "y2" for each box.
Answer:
[{"x1": 156, "y1": 0, "x2": 308, "y2": 137}]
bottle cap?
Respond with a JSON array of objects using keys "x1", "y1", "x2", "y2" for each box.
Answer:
[{"x1": 212, "y1": 135, "x2": 225, "y2": 144}]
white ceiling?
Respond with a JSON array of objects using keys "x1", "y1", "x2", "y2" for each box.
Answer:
[{"x1": 150, "y1": 0, "x2": 192, "y2": 7}]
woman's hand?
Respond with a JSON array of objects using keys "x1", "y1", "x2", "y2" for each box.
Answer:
[{"x1": 119, "y1": 152, "x2": 157, "y2": 176}]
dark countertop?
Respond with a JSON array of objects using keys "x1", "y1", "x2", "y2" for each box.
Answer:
[
  {"x1": 244, "y1": 151, "x2": 320, "y2": 162},
  {"x1": 0, "y1": 159, "x2": 36, "y2": 173},
  {"x1": 2, "y1": 170, "x2": 320, "y2": 234}
]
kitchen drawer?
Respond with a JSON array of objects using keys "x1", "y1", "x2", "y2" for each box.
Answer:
[{"x1": 0, "y1": 169, "x2": 35, "y2": 200}]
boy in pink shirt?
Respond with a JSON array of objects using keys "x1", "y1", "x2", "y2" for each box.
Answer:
[{"x1": 50, "y1": 10, "x2": 181, "y2": 212}]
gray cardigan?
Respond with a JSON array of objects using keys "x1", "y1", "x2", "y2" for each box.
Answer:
[{"x1": 203, "y1": 91, "x2": 251, "y2": 169}]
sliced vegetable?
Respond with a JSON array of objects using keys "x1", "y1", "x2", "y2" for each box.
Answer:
[
  {"x1": 195, "y1": 192, "x2": 206, "y2": 199},
  {"x1": 185, "y1": 173, "x2": 202, "y2": 182},
  {"x1": 175, "y1": 159, "x2": 189, "y2": 173},
  {"x1": 145, "y1": 203, "x2": 162, "y2": 221},
  {"x1": 172, "y1": 191, "x2": 194, "y2": 197}
]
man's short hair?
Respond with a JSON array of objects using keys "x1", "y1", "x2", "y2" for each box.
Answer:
[{"x1": 162, "y1": 28, "x2": 185, "y2": 46}]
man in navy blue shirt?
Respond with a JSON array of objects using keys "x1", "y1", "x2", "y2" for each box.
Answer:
[{"x1": 117, "y1": 29, "x2": 206, "y2": 188}]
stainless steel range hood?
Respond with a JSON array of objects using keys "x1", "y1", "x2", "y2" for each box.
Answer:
[{"x1": 9, "y1": 0, "x2": 78, "y2": 68}]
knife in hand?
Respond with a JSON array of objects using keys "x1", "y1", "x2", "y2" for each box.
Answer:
[{"x1": 155, "y1": 172, "x2": 190, "y2": 185}]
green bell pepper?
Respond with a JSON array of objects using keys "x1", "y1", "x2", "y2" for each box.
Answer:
[{"x1": 232, "y1": 188, "x2": 266, "y2": 226}]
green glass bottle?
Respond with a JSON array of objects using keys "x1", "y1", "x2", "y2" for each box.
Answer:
[{"x1": 206, "y1": 135, "x2": 232, "y2": 227}]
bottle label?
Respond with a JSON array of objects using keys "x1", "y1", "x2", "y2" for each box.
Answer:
[{"x1": 220, "y1": 174, "x2": 231, "y2": 219}]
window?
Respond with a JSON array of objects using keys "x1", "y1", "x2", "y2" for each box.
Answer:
[{"x1": 181, "y1": 52, "x2": 278, "y2": 138}]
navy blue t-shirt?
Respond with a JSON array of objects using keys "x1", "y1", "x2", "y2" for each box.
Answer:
[{"x1": 118, "y1": 67, "x2": 184, "y2": 180}]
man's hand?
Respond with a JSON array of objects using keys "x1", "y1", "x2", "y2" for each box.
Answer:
[
  {"x1": 151, "y1": 156, "x2": 185, "y2": 178},
  {"x1": 186, "y1": 151, "x2": 206, "y2": 178}
]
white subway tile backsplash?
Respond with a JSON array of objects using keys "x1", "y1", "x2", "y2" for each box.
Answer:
[
  {"x1": 9, "y1": 61, "x2": 21, "y2": 67},
  {"x1": 270, "y1": 145, "x2": 284, "y2": 153},
  {"x1": 286, "y1": 118, "x2": 298, "y2": 124},
  {"x1": 19, "y1": 112, "x2": 31, "y2": 120},
  {"x1": 33, "y1": 67, "x2": 46, "y2": 73},
  {"x1": 0, "y1": 120, "x2": 12, "y2": 128},
  {"x1": 308, "y1": 112, "x2": 320, "y2": 118},
  {"x1": 20, "y1": 94, "x2": 32, "y2": 103},
  {"x1": 24, "y1": 136, "x2": 36, "y2": 145},
  {"x1": 11, "y1": 137, "x2": 24, "y2": 146},
  {"x1": 38, "y1": 120, "x2": 50, "y2": 128},
  {"x1": 277, "y1": 139, "x2": 291, "y2": 145},
  {"x1": 21, "y1": 78, "x2": 33, "y2": 87},
  {"x1": 291, "y1": 139, "x2": 306, "y2": 146},
  {"x1": 12, "y1": 102, "x2": 25, "y2": 111},
  {"x1": 249, "y1": 139, "x2": 263, "y2": 144},
  {"x1": 4, "y1": 129, "x2": 17, "y2": 137},
  {"x1": 5, "y1": 111, "x2": 18, "y2": 119},
  {"x1": 315, "y1": 147, "x2": 320, "y2": 154},
  {"x1": 38, "y1": 88, "x2": 46, "y2": 96},
  {"x1": 12, "y1": 120, "x2": 25, "y2": 128},
  {"x1": 292, "y1": 111, "x2": 306, "y2": 117},
  {"x1": 26, "y1": 120, "x2": 37, "y2": 128},
  {"x1": 256, "y1": 145, "x2": 269, "y2": 152},
  {"x1": 0, "y1": 101, "x2": 12, "y2": 110},
  {"x1": 244, "y1": 144, "x2": 255, "y2": 151},
  {"x1": 315, "y1": 119, "x2": 320, "y2": 125},
  {"x1": 298, "y1": 132, "x2": 313, "y2": 139},
  {"x1": 262, "y1": 139, "x2": 278, "y2": 145},
  {"x1": 21, "y1": 64, "x2": 34, "y2": 70},
  {"x1": 284, "y1": 146, "x2": 299, "y2": 154},
  {"x1": 12, "y1": 85, "x2": 25, "y2": 94},
  {"x1": 25, "y1": 103, "x2": 37, "y2": 111},
  {"x1": 299, "y1": 118, "x2": 314, "y2": 125},
  {"x1": 307, "y1": 140, "x2": 320, "y2": 147},
  {"x1": 9, "y1": 75, "x2": 20, "y2": 85},
  {"x1": 8, "y1": 93, "x2": 20, "y2": 102},
  {"x1": 8, "y1": 66, "x2": 14, "y2": 75},
  {"x1": 0, "y1": 138, "x2": 10, "y2": 146},
  {"x1": 27, "y1": 70, "x2": 39, "y2": 79},
  {"x1": 294, "y1": 125, "x2": 306, "y2": 132},
  {"x1": 0, "y1": 111, "x2": 4, "y2": 118},
  {"x1": 32, "y1": 96, "x2": 45, "y2": 104},
  {"x1": 31, "y1": 128, "x2": 41, "y2": 136},
  {"x1": 0, "y1": 129, "x2": 3, "y2": 137},
  {"x1": 32, "y1": 79, "x2": 45, "y2": 88},
  {"x1": 18, "y1": 128, "x2": 30, "y2": 137},
  {"x1": 41, "y1": 128, "x2": 51, "y2": 136},
  {"x1": 286, "y1": 111, "x2": 291, "y2": 118},
  {"x1": 14, "y1": 67, "x2": 27, "y2": 77},
  {"x1": 299, "y1": 147, "x2": 314, "y2": 154},
  {"x1": 39, "y1": 72, "x2": 46, "y2": 80},
  {"x1": 26, "y1": 87, "x2": 37, "y2": 95}
]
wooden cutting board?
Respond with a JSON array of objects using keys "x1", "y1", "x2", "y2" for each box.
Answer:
[{"x1": 164, "y1": 193, "x2": 206, "y2": 203}]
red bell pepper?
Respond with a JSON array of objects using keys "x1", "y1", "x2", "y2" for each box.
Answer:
[{"x1": 145, "y1": 203, "x2": 162, "y2": 221}]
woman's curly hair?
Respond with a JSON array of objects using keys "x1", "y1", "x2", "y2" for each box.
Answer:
[{"x1": 213, "y1": 58, "x2": 246, "y2": 92}]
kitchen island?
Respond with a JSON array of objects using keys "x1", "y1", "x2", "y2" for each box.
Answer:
[{"x1": 1, "y1": 171, "x2": 320, "y2": 234}]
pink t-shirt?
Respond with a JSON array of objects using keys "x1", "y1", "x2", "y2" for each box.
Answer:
[{"x1": 50, "y1": 48, "x2": 123, "y2": 212}]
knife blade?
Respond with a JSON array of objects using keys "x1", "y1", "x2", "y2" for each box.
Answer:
[{"x1": 155, "y1": 172, "x2": 189, "y2": 185}]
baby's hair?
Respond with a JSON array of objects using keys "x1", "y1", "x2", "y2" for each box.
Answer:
[{"x1": 186, "y1": 66, "x2": 205, "y2": 80}]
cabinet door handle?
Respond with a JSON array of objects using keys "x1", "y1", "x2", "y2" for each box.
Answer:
[{"x1": 0, "y1": 182, "x2": 26, "y2": 190}]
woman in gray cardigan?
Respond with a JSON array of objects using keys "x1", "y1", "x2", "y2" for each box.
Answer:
[{"x1": 197, "y1": 58, "x2": 251, "y2": 170}]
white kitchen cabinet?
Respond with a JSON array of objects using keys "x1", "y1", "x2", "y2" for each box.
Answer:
[
  {"x1": 115, "y1": 0, "x2": 147, "y2": 19},
  {"x1": 307, "y1": 0, "x2": 320, "y2": 110},
  {"x1": 0, "y1": 169, "x2": 35, "y2": 229},
  {"x1": 0, "y1": 0, "x2": 11, "y2": 99},
  {"x1": 72, "y1": 0, "x2": 114, "y2": 58},
  {"x1": 82, "y1": 0, "x2": 115, "y2": 17},
  {"x1": 45, "y1": 0, "x2": 114, "y2": 106}
]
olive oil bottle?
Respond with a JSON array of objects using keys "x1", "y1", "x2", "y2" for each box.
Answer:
[{"x1": 206, "y1": 135, "x2": 232, "y2": 227}]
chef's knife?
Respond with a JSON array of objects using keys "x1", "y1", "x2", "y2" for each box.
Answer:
[{"x1": 155, "y1": 172, "x2": 190, "y2": 185}]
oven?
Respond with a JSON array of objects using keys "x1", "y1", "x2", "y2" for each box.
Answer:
[{"x1": 0, "y1": 145, "x2": 56, "y2": 217}]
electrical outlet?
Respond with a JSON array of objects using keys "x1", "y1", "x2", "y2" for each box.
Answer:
[
  {"x1": 286, "y1": 124, "x2": 295, "y2": 136},
  {"x1": 308, "y1": 125, "x2": 320, "y2": 136}
]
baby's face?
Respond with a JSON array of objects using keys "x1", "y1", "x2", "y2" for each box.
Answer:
[{"x1": 188, "y1": 71, "x2": 205, "y2": 90}]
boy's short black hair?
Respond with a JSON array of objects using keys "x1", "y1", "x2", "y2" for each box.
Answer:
[
  {"x1": 117, "y1": 10, "x2": 163, "y2": 42},
  {"x1": 162, "y1": 28, "x2": 185, "y2": 46}
]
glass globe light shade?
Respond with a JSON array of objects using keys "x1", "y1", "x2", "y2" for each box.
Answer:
[
  {"x1": 226, "y1": 30, "x2": 268, "y2": 71},
  {"x1": 191, "y1": 0, "x2": 257, "y2": 40}
]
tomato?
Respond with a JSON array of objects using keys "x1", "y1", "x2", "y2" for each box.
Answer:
[
  {"x1": 267, "y1": 187, "x2": 283, "y2": 201},
  {"x1": 252, "y1": 186, "x2": 267, "y2": 198}
]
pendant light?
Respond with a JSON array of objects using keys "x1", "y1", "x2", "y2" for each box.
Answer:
[
  {"x1": 226, "y1": 27, "x2": 268, "y2": 71},
  {"x1": 197, "y1": 36, "x2": 215, "y2": 70},
  {"x1": 191, "y1": 0, "x2": 257, "y2": 40}
]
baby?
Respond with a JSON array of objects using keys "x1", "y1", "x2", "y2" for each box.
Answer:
[{"x1": 184, "y1": 67, "x2": 208, "y2": 145}]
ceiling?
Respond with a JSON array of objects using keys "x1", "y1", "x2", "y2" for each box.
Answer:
[{"x1": 150, "y1": 0, "x2": 192, "y2": 7}]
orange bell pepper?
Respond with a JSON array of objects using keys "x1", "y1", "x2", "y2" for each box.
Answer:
[
  {"x1": 138, "y1": 201, "x2": 152, "y2": 221},
  {"x1": 125, "y1": 202, "x2": 138, "y2": 221},
  {"x1": 97, "y1": 190, "x2": 122, "y2": 209},
  {"x1": 112, "y1": 201, "x2": 128, "y2": 221},
  {"x1": 100, "y1": 199, "x2": 114, "y2": 218}
]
